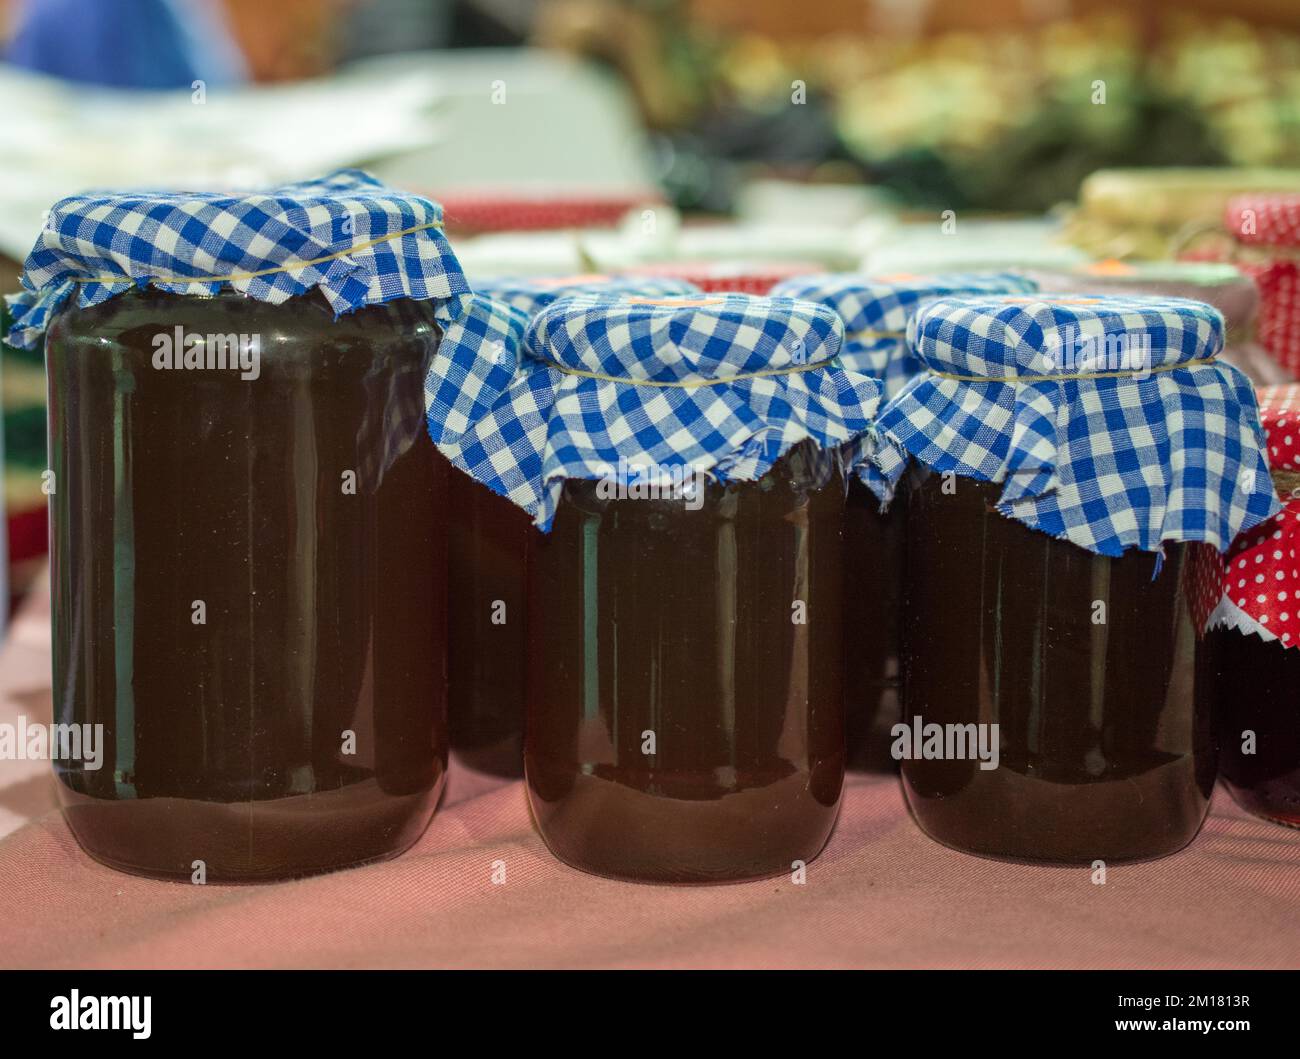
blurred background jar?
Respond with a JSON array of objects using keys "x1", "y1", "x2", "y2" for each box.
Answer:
[{"x1": 1207, "y1": 383, "x2": 1300, "y2": 829}]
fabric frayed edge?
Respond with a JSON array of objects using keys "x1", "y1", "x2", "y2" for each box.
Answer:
[
  {"x1": 7, "y1": 261, "x2": 470, "y2": 351},
  {"x1": 1205, "y1": 595, "x2": 1296, "y2": 649},
  {"x1": 532, "y1": 425, "x2": 863, "y2": 533}
]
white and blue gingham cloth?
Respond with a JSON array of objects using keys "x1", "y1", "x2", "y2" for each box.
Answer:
[
  {"x1": 431, "y1": 292, "x2": 884, "y2": 530},
  {"x1": 6, "y1": 166, "x2": 518, "y2": 351},
  {"x1": 862, "y1": 293, "x2": 1280, "y2": 556},
  {"x1": 470, "y1": 273, "x2": 701, "y2": 317},
  {"x1": 770, "y1": 271, "x2": 1038, "y2": 399},
  {"x1": 4, "y1": 169, "x2": 530, "y2": 454}
]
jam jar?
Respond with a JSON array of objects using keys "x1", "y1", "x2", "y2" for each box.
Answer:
[
  {"x1": 1208, "y1": 383, "x2": 1300, "y2": 828},
  {"x1": 870, "y1": 292, "x2": 1278, "y2": 863},
  {"x1": 13, "y1": 174, "x2": 468, "y2": 881},
  {"x1": 446, "y1": 274, "x2": 699, "y2": 777},
  {"x1": 526, "y1": 440, "x2": 847, "y2": 882},
  {"x1": 431, "y1": 292, "x2": 881, "y2": 881},
  {"x1": 770, "y1": 271, "x2": 1038, "y2": 770},
  {"x1": 903, "y1": 473, "x2": 1218, "y2": 860}
]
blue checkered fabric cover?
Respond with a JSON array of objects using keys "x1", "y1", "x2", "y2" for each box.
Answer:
[
  {"x1": 471, "y1": 273, "x2": 701, "y2": 317},
  {"x1": 4, "y1": 169, "x2": 531, "y2": 454},
  {"x1": 5, "y1": 168, "x2": 491, "y2": 348},
  {"x1": 862, "y1": 292, "x2": 1280, "y2": 556},
  {"x1": 770, "y1": 271, "x2": 1038, "y2": 399},
  {"x1": 432, "y1": 292, "x2": 883, "y2": 530}
]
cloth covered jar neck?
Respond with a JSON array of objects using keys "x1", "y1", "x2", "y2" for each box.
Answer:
[
  {"x1": 430, "y1": 292, "x2": 885, "y2": 530},
  {"x1": 864, "y1": 292, "x2": 1281, "y2": 558},
  {"x1": 4, "y1": 169, "x2": 531, "y2": 457}
]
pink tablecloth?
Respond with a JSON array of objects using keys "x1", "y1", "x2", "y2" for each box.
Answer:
[{"x1": 1, "y1": 573, "x2": 1297, "y2": 970}]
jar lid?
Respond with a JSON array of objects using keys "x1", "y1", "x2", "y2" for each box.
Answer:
[
  {"x1": 430, "y1": 292, "x2": 883, "y2": 529},
  {"x1": 909, "y1": 293, "x2": 1225, "y2": 378},
  {"x1": 531, "y1": 292, "x2": 844, "y2": 381},
  {"x1": 5, "y1": 169, "x2": 477, "y2": 349},
  {"x1": 469, "y1": 273, "x2": 700, "y2": 317},
  {"x1": 1226, "y1": 193, "x2": 1300, "y2": 248},
  {"x1": 866, "y1": 292, "x2": 1280, "y2": 557},
  {"x1": 769, "y1": 271, "x2": 1038, "y2": 396},
  {"x1": 1029, "y1": 262, "x2": 1260, "y2": 336}
]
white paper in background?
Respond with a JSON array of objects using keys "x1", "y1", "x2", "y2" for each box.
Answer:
[
  {"x1": 0, "y1": 47, "x2": 668, "y2": 265},
  {"x1": 0, "y1": 61, "x2": 447, "y2": 262}
]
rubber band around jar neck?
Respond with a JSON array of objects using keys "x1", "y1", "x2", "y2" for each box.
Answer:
[
  {"x1": 847, "y1": 328, "x2": 907, "y2": 342},
  {"x1": 541, "y1": 357, "x2": 839, "y2": 388},
  {"x1": 64, "y1": 220, "x2": 444, "y2": 285},
  {"x1": 925, "y1": 354, "x2": 1220, "y2": 384}
]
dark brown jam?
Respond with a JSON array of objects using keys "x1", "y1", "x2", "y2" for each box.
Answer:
[
  {"x1": 900, "y1": 474, "x2": 1216, "y2": 863},
  {"x1": 47, "y1": 288, "x2": 448, "y2": 881},
  {"x1": 1209, "y1": 629, "x2": 1300, "y2": 828},
  {"x1": 447, "y1": 472, "x2": 536, "y2": 776},
  {"x1": 524, "y1": 442, "x2": 846, "y2": 883},
  {"x1": 843, "y1": 477, "x2": 904, "y2": 771}
]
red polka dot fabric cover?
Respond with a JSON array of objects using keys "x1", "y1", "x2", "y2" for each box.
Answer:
[
  {"x1": 1225, "y1": 195, "x2": 1300, "y2": 375},
  {"x1": 1211, "y1": 384, "x2": 1300, "y2": 648}
]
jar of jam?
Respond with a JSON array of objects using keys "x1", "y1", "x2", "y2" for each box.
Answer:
[
  {"x1": 1208, "y1": 384, "x2": 1300, "y2": 828},
  {"x1": 9, "y1": 172, "x2": 484, "y2": 881},
  {"x1": 444, "y1": 274, "x2": 700, "y2": 777},
  {"x1": 870, "y1": 293, "x2": 1279, "y2": 862},
  {"x1": 769, "y1": 272, "x2": 1038, "y2": 770},
  {"x1": 431, "y1": 292, "x2": 882, "y2": 881}
]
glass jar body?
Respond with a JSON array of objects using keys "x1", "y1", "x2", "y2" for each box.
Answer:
[
  {"x1": 447, "y1": 473, "x2": 535, "y2": 777},
  {"x1": 1210, "y1": 629, "x2": 1300, "y2": 828},
  {"x1": 47, "y1": 288, "x2": 448, "y2": 881},
  {"x1": 901, "y1": 474, "x2": 1216, "y2": 863},
  {"x1": 525, "y1": 442, "x2": 846, "y2": 882},
  {"x1": 843, "y1": 477, "x2": 904, "y2": 771}
]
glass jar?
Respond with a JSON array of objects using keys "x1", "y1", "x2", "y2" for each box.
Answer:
[
  {"x1": 901, "y1": 474, "x2": 1217, "y2": 862},
  {"x1": 842, "y1": 477, "x2": 905, "y2": 770},
  {"x1": 447, "y1": 473, "x2": 537, "y2": 776},
  {"x1": 770, "y1": 272, "x2": 1038, "y2": 772},
  {"x1": 1211, "y1": 631, "x2": 1300, "y2": 827},
  {"x1": 446, "y1": 275, "x2": 698, "y2": 778},
  {"x1": 47, "y1": 287, "x2": 448, "y2": 881},
  {"x1": 1205, "y1": 394, "x2": 1300, "y2": 829},
  {"x1": 525, "y1": 441, "x2": 846, "y2": 883}
]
